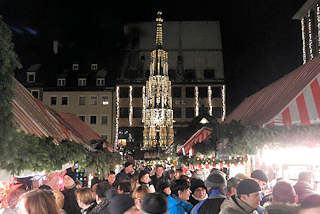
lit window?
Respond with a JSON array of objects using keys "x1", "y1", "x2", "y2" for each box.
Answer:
[
  {"x1": 102, "y1": 96, "x2": 109, "y2": 105},
  {"x1": 27, "y1": 72, "x2": 36, "y2": 83},
  {"x1": 31, "y1": 90, "x2": 39, "y2": 99},
  {"x1": 57, "y1": 78, "x2": 66, "y2": 86},
  {"x1": 61, "y1": 97, "x2": 68, "y2": 105},
  {"x1": 91, "y1": 64, "x2": 98, "y2": 70},
  {"x1": 72, "y1": 63, "x2": 79, "y2": 71},
  {"x1": 50, "y1": 97, "x2": 57, "y2": 105},
  {"x1": 90, "y1": 116, "x2": 97, "y2": 124},
  {"x1": 78, "y1": 78, "x2": 86, "y2": 86},
  {"x1": 79, "y1": 96, "x2": 86, "y2": 105},
  {"x1": 90, "y1": 96, "x2": 97, "y2": 105},
  {"x1": 96, "y1": 78, "x2": 105, "y2": 86}
]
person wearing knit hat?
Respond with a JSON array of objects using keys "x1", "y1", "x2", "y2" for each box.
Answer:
[
  {"x1": 219, "y1": 179, "x2": 261, "y2": 214},
  {"x1": 137, "y1": 170, "x2": 155, "y2": 193},
  {"x1": 188, "y1": 178, "x2": 208, "y2": 206},
  {"x1": 251, "y1": 170, "x2": 268, "y2": 193},
  {"x1": 141, "y1": 193, "x2": 168, "y2": 214},
  {"x1": 107, "y1": 194, "x2": 134, "y2": 214},
  {"x1": 191, "y1": 172, "x2": 227, "y2": 214}
]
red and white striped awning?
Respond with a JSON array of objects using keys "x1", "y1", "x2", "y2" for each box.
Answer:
[{"x1": 177, "y1": 127, "x2": 212, "y2": 154}]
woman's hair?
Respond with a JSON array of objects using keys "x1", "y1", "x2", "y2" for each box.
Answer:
[
  {"x1": 53, "y1": 190, "x2": 65, "y2": 210},
  {"x1": 170, "y1": 179, "x2": 190, "y2": 195},
  {"x1": 74, "y1": 188, "x2": 95, "y2": 206},
  {"x1": 118, "y1": 181, "x2": 132, "y2": 194},
  {"x1": 18, "y1": 189, "x2": 59, "y2": 214},
  {"x1": 132, "y1": 185, "x2": 151, "y2": 199}
]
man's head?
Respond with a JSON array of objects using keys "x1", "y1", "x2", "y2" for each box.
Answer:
[
  {"x1": 174, "y1": 168, "x2": 184, "y2": 180},
  {"x1": 171, "y1": 179, "x2": 191, "y2": 201},
  {"x1": 237, "y1": 179, "x2": 261, "y2": 209},
  {"x1": 251, "y1": 170, "x2": 268, "y2": 193},
  {"x1": 227, "y1": 177, "x2": 240, "y2": 197},
  {"x1": 205, "y1": 172, "x2": 227, "y2": 193},
  {"x1": 272, "y1": 181, "x2": 297, "y2": 204},
  {"x1": 155, "y1": 165, "x2": 164, "y2": 177},
  {"x1": 298, "y1": 171, "x2": 314, "y2": 186},
  {"x1": 124, "y1": 162, "x2": 134, "y2": 174},
  {"x1": 139, "y1": 170, "x2": 151, "y2": 184},
  {"x1": 107, "y1": 171, "x2": 116, "y2": 185},
  {"x1": 141, "y1": 193, "x2": 168, "y2": 214}
]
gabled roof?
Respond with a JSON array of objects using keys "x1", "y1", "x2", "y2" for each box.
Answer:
[
  {"x1": 12, "y1": 78, "x2": 103, "y2": 145},
  {"x1": 225, "y1": 55, "x2": 320, "y2": 126}
]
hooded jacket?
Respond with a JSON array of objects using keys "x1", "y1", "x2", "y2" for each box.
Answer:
[
  {"x1": 168, "y1": 194, "x2": 193, "y2": 214},
  {"x1": 219, "y1": 195, "x2": 259, "y2": 214}
]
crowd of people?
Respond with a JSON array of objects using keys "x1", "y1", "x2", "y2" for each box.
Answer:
[{"x1": 1, "y1": 162, "x2": 320, "y2": 214}]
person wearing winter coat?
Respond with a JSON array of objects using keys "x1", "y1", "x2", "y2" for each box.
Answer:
[
  {"x1": 168, "y1": 179, "x2": 193, "y2": 214},
  {"x1": 191, "y1": 172, "x2": 226, "y2": 214},
  {"x1": 115, "y1": 162, "x2": 135, "y2": 186},
  {"x1": 294, "y1": 171, "x2": 316, "y2": 203},
  {"x1": 90, "y1": 182, "x2": 112, "y2": 214},
  {"x1": 219, "y1": 179, "x2": 262, "y2": 214},
  {"x1": 188, "y1": 178, "x2": 208, "y2": 207},
  {"x1": 74, "y1": 188, "x2": 97, "y2": 214},
  {"x1": 136, "y1": 170, "x2": 156, "y2": 193}
]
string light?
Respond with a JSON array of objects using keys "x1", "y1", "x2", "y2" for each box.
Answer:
[
  {"x1": 208, "y1": 86, "x2": 212, "y2": 116},
  {"x1": 195, "y1": 86, "x2": 199, "y2": 116},
  {"x1": 222, "y1": 85, "x2": 226, "y2": 121},
  {"x1": 308, "y1": 11, "x2": 314, "y2": 60},
  {"x1": 142, "y1": 86, "x2": 145, "y2": 122},
  {"x1": 115, "y1": 86, "x2": 119, "y2": 148},
  {"x1": 129, "y1": 86, "x2": 133, "y2": 126},
  {"x1": 301, "y1": 18, "x2": 307, "y2": 64}
]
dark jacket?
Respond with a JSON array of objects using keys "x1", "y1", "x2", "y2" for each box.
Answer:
[
  {"x1": 81, "y1": 202, "x2": 97, "y2": 214},
  {"x1": 264, "y1": 203, "x2": 299, "y2": 214},
  {"x1": 62, "y1": 187, "x2": 81, "y2": 214},
  {"x1": 219, "y1": 195, "x2": 259, "y2": 214},
  {"x1": 150, "y1": 174, "x2": 165, "y2": 191},
  {"x1": 90, "y1": 199, "x2": 110, "y2": 214},
  {"x1": 191, "y1": 189, "x2": 225, "y2": 214},
  {"x1": 115, "y1": 169, "x2": 133, "y2": 186}
]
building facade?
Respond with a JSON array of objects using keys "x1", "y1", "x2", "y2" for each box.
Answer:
[
  {"x1": 115, "y1": 15, "x2": 225, "y2": 147},
  {"x1": 294, "y1": 0, "x2": 320, "y2": 63}
]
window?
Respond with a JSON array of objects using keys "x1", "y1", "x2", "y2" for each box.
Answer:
[
  {"x1": 184, "y1": 69, "x2": 196, "y2": 80},
  {"x1": 120, "y1": 87, "x2": 129, "y2": 98},
  {"x1": 212, "y1": 87, "x2": 222, "y2": 98},
  {"x1": 199, "y1": 87, "x2": 208, "y2": 98},
  {"x1": 185, "y1": 107, "x2": 195, "y2": 118},
  {"x1": 172, "y1": 87, "x2": 182, "y2": 98},
  {"x1": 101, "y1": 116, "x2": 108, "y2": 124},
  {"x1": 57, "y1": 78, "x2": 66, "y2": 86},
  {"x1": 90, "y1": 116, "x2": 97, "y2": 124},
  {"x1": 199, "y1": 107, "x2": 208, "y2": 114},
  {"x1": 31, "y1": 90, "x2": 39, "y2": 99},
  {"x1": 174, "y1": 107, "x2": 182, "y2": 118},
  {"x1": 78, "y1": 78, "x2": 86, "y2": 87},
  {"x1": 213, "y1": 107, "x2": 223, "y2": 118},
  {"x1": 90, "y1": 96, "x2": 97, "y2": 105},
  {"x1": 102, "y1": 96, "x2": 109, "y2": 105},
  {"x1": 79, "y1": 116, "x2": 85, "y2": 122},
  {"x1": 204, "y1": 69, "x2": 215, "y2": 79},
  {"x1": 72, "y1": 63, "x2": 79, "y2": 71},
  {"x1": 186, "y1": 87, "x2": 194, "y2": 98},
  {"x1": 79, "y1": 96, "x2": 86, "y2": 105},
  {"x1": 27, "y1": 72, "x2": 36, "y2": 83},
  {"x1": 132, "y1": 87, "x2": 142, "y2": 98},
  {"x1": 140, "y1": 55, "x2": 145, "y2": 61},
  {"x1": 61, "y1": 97, "x2": 68, "y2": 105},
  {"x1": 96, "y1": 78, "x2": 105, "y2": 86},
  {"x1": 91, "y1": 64, "x2": 98, "y2": 70},
  {"x1": 50, "y1": 97, "x2": 57, "y2": 105},
  {"x1": 133, "y1": 107, "x2": 142, "y2": 118},
  {"x1": 120, "y1": 107, "x2": 129, "y2": 118}
]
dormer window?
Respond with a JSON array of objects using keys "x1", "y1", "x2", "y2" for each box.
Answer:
[
  {"x1": 27, "y1": 72, "x2": 36, "y2": 83},
  {"x1": 57, "y1": 78, "x2": 66, "y2": 86},
  {"x1": 91, "y1": 64, "x2": 98, "y2": 71},
  {"x1": 78, "y1": 78, "x2": 87, "y2": 86},
  {"x1": 72, "y1": 63, "x2": 79, "y2": 71},
  {"x1": 96, "y1": 78, "x2": 105, "y2": 86}
]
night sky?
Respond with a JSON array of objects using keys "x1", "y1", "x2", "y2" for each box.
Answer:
[{"x1": 0, "y1": 0, "x2": 307, "y2": 113}]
